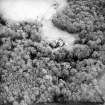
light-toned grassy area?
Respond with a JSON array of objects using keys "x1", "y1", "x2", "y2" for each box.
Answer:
[{"x1": 0, "y1": 0, "x2": 53, "y2": 21}]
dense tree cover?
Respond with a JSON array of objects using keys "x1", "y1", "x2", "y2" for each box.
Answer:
[{"x1": 1, "y1": 0, "x2": 105, "y2": 105}]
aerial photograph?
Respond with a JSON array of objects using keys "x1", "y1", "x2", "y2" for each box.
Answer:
[{"x1": 0, "y1": 0, "x2": 105, "y2": 105}]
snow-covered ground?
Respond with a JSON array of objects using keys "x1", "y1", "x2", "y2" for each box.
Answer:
[{"x1": 0, "y1": 0, "x2": 75, "y2": 46}]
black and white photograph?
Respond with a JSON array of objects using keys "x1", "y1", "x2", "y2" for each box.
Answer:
[{"x1": 0, "y1": 0, "x2": 105, "y2": 105}]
